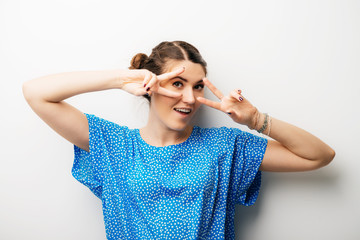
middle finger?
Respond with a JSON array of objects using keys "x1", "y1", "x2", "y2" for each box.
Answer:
[
  {"x1": 156, "y1": 87, "x2": 182, "y2": 98},
  {"x1": 144, "y1": 73, "x2": 157, "y2": 90}
]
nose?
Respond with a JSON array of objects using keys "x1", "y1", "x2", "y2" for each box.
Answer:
[{"x1": 181, "y1": 87, "x2": 195, "y2": 104}]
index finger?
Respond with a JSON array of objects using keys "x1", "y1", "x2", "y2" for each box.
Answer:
[
  {"x1": 203, "y1": 78, "x2": 224, "y2": 100},
  {"x1": 197, "y1": 96, "x2": 222, "y2": 111},
  {"x1": 157, "y1": 67, "x2": 185, "y2": 81}
]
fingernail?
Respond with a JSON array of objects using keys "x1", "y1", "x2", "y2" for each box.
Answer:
[
  {"x1": 239, "y1": 96, "x2": 243, "y2": 101},
  {"x1": 238, "y1": 89, "x2": 241, "y2": 93},
  {"x1": 144, "y1": 84, "x2": 146, "y2": 87},
  {"x1": 227, "y1": 112, "x2": 232, "y2": 115},
  {"x1": 146, "y1": 87, "x2": 150, "y2": 91}
]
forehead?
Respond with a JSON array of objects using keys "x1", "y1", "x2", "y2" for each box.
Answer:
[{"x1": 165, "y1": 60, "x2": 206, "y2": 82}]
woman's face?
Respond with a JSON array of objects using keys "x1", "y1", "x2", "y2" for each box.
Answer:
[{"x1": 150, "y1": 60, "x2": 206, "y2": 132}]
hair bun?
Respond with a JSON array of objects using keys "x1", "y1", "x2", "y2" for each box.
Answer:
[{"x1": 129, "y1": 53, "x2": 148, "y2": 69}]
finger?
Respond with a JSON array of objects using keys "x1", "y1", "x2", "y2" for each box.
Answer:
[
  {"x1": 203, "y1": 78, "x2": 224, "y2": 100},
  {"x1": 145, "y1": 73, "x2": 157, "y2": 90},
  {"x1": 134, "y1": 88, "x2": 148, "y2": 96},
  {"x1": 157, "y1": 67, "x2": 185, "y2": 81},
  {"x1": 197, "y1": 96, "x2": 222, "y2": 111},
  {"x1": 142, "y1": 71, "x2": 153, "y2": 87},
  {"x1": 156, "y1": 87, "x2": 182, "y2": 98},
  {"x1": 230, "y1": 89, "x2": 244, "y2": 102}
]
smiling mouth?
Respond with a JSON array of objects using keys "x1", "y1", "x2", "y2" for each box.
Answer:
[{"x1": 174, "y1": 108, "x2": 192, "y2": 114}]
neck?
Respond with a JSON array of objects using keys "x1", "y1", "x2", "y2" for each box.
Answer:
[{"x1": 140, "y1": 116, "x2": 193, "y2": 147}]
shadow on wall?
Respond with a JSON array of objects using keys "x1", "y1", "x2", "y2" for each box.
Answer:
[
  {"x1": 234, "y1": 168, "x2": 341, "y2": 240},
  {"x1": 234, "y1": 175, "x2": 266, "y2": 240}
]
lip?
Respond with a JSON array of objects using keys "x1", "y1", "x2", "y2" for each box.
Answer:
[{"x1": 173, "y1": 107, "x2": 193, "y2": 117}]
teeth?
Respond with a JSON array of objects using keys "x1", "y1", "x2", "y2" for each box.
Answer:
[{"x1": 175, "y1": 108, "x2": 191, "y2": 113}]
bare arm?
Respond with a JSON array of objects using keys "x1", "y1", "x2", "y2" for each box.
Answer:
[
  {"x1": 197, "y1": 78, "x2": 335, "y2": 172},
  {"x1": 23, "y1": 70, "x2": 125, "y2": 152},
  {"x1": 22, "y1": 68, "x2": 185, "y2": 152},
  {"x1": 255, "y1": 115, "x2": 335, "y2": 171}
]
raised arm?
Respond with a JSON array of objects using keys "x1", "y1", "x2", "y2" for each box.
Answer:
[
  {"x1": 197, "y1": 78, "x2": 335, "y2": 172},
  {"x1": 253, "y1": 116, "x2": 335, "y2": 171},
  {"x1": 22, "y1": 68, "x2": 184, "y2": 152}
]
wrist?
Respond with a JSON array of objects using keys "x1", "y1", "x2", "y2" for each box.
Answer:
[
  {"x1": 248, "y1": 110, "x2": 271, "y2": 136},
  {"x1": 249, "y1": 109, "x2": 261, "y2": 130},
  {"x1": 256, "y1": 113, "x2": 269, "y2": 133},
  {"x1": 114, "y1": 69, "x2": 126, "y2": 89}
]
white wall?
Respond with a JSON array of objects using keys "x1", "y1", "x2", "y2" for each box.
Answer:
[{"x1": 1, "y1": 0, "x2": 359, "y2": 239}]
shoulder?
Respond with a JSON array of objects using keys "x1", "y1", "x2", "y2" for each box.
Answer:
[
  {"x1": 194, "y1": 126, "x2": 265, "y2": 146},
  {"x1": 84, "y1": 113, "x2": 131, "y2": 135},
  {"x1": 194, "y1": 126, "x2": 244, "y2": 144},
  {"x1": 84, "y1": 114, "x2": 140, "y2": 152},
  {"x1": 195, "y1": 125, "x2": 244, "y2": 137}
]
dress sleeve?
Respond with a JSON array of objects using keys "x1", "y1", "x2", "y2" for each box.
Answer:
[
  {"x1": 228, "y1": 128, "x2": 268, "y2": 206},
  {"x1": 72, "y1": 113, "x2": 111, "y2": 199}
]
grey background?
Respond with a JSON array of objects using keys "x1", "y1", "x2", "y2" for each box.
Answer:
[{"x1": 1, "y1": 0, "x2": 359, "y2": 239}]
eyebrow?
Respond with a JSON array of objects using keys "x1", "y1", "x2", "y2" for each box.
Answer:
[{"x1": 174, "y1": 76, "x2": 204, "y2": 84}]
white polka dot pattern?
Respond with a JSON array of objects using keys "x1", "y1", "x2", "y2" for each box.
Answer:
[{"x1": 72, "y1": 114, "x2": 268, "y2": 240}]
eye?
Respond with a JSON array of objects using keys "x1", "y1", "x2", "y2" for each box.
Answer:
[
  {"x1": 173, "y1": 81, "x2": 183, "y2": 88},
  {"x1": 194, "y1": 84, "x2": 204, "y2": 90}
]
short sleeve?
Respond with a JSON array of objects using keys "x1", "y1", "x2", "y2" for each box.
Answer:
[
  {"x1": 228, "y1": 128, "x2": 268, "y2": 206},
  {"x1": 72, "y1": 113, "x2": 112, "y2": 199}
]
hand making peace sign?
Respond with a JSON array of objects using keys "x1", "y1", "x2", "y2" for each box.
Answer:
[
  {"x1": 120, "y1": 67, "x2": 185, "y2": 98},
  {"x1": 197, "y1": 78, "x2": 259, "y2": 129}
]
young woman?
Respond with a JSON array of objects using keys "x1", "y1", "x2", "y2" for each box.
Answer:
[{"x1": 23, "y1": 41, "x2": 335, "y2": 239}]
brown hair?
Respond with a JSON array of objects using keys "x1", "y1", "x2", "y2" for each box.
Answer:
[{"x1": 129, "y1": 41, "x2": 207, "y2": 100}]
